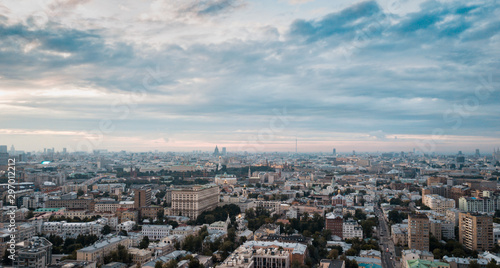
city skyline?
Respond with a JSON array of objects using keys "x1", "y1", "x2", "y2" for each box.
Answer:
[{"x1": 1, "y1": 0, "x2": 499, "y2": 152}]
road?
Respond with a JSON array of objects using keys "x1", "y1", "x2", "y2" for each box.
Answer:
[{"x1": 375, "y1": 206, "x2": 398, "y2": 268}]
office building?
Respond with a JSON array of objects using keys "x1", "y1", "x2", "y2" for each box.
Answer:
[
  {"x1": 170, "y1": 184, "x2": 219, "y2": 219},
  {"x1": 134, "y1": 188, "x2": 151, "y2": 209},
  {"x1": 459, "y1": 212, "x2": 493, "y2": 251},
  {"x1": 408, "y1": 214, "x2": 430, "y2": 251}
]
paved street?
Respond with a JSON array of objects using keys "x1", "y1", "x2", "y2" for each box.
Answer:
[{"x1": 376, "y1": 206, "x2": 398, "y2": 268}]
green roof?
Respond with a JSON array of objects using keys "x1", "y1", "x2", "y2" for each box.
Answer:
[
  {"x1": 35, "y1": 208, "x2": 63, "y2": 212},
  {"x1": 407, "y1": 260, "x2": 450, "y2": 268}
]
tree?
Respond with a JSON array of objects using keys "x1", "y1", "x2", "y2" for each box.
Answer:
[
  {"x1": 487, "y1": 259, "x2": 500, "y2": 268},
  {"x1": 154, "y1": 261, "x2": 163, "y2": 268},
  {"x1": 102, "y1": 225, "x2": 111, "y2": 235},
  {"x1": 25, "y1": 210, "x2": 34, "y2": 219},
  {"x1": 388, "y1": 210, "x2": 406, "y2": 224},
  {"x1": 328, "y1": 249, "x2": 339, "y2": 259},
  {"x1": 118, "y1": 230, "x2": 128, "y2": 236},
  {"x1": 389, "y1": 198, "x2": 403, "y2": 206},
  {"x1": 469, "y1": 260, "x2": 481, "y2": 268},
  {"x1": 3, "y1": 249, "x2": 12, "y2": 265},
  {"x1": 139, "y1": 236, "x2": 150, "y2": 249},
  {"x1": 345, "y1": 248, "x2": 357, "y2": 256},
  {"x1": 188, "y1": 259, "x2": 203, "y2": 268}
]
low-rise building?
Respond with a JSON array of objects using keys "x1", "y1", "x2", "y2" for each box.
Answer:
[
  {"x1": 141, "y1": 225, "x2": 173, "y2": 240},
  {"x1": 128, "y1": 247, "x2": 153, "y2": 266},
  {"x1": 342, "y1": 219, "x2": 363, "y2": 240},
  {"x1": 13, "y1": 236, "x2": 53, "y2": 268},
  {"x1": 76, "y1": 236, "x2": 131, "y2": 264}
]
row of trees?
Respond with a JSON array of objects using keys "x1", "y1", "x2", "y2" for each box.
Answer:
[
  {"x1": 47, "y1": 234, "x2": 99, "y2": 255},
  {"x1": 194, "y1": 204, "x2": 241, "y2": 225}
]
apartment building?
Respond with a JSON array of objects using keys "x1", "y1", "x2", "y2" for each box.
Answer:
[
  {"x1": 342, "y1": 219, "x2": 363, "y2": 240},
  {"x1": 77, "y1": 236, "x2": 131, "y2": 264},
  {"x1": 459, "y1": 212, "x2": 493, "y2": 251},
  {"x1": 170, "y1": 184, "x2": 219, "y2": 219},
  {"x1": 325, "y1": 213, "x2": 343, "y2": 239},
  {"x1": 422, "y1": 194, "x2": 455, "y2": 214},
  {"x1": 13, "y1": 237, "x2": 53, "y2": 268},
  {"x1": 46, "y1": 199, "x2": 95, "y2": 210},
  {"x1": 408, "y1": 214, "x2": 430, "y2": 251},
  {"x1": 459, "y1": 196, "x2": 500, "y2": 213},
  {"x1": 95, "y1": 201, "x2": 120, "y2": 213}
]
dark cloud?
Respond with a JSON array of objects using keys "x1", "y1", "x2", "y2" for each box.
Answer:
[
  {"x1": 289, "y1": 0, "x2": 384, "y2": 42},
  {"x1": 181, "y1": 0, "x2": 244, "y2": 17}
]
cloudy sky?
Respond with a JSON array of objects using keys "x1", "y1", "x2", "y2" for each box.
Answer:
[{"x1": 1, "y1": 0, "x2": 499, "y2": 153}]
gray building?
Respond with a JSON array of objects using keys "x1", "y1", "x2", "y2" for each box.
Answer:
[{"x1": 14, "y1": 236, "x2": 53, "y2": 268}]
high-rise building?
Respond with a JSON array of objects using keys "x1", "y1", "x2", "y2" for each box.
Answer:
[
  {"x1": 325, "y1": 213, "x2": 343, "y2": 239},
  {"x1": 459, "y1": 212, "x2": 493, "y2": 251},
  {"x1": 0, "y1": 152, "x2": 8, "y2": 166},
  {"x1": 214, "y1": 146, "x2": 220, "y2": 156},
  {"x1": 222, "y1": 147, "x2": 227, "y2": 155},
  {"x1": 170, "y1": 184, "x2": 219, "y2": 219},
  {"x1": 0, "y1": 145, "x2": 8, "y2": 166},
  {"x1": 408, "y1": 214, "x2": 429, "y2": 251},
  {"x1": 333, "y1": 148, "x2": 336, "y2": 155},
  {"x1": 134, "y1": 188, "x2": 152, "y2": 209},
  {"x1": 493, "y1": 148, "x2": 500, "y2": 162},
  {"x1": 475, "y1": 149, "x2": 480, "y2": 157}
]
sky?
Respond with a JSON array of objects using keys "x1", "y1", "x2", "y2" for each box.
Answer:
[{"x1": 0, "y1": 0, "x2": 499, "y2": 154}]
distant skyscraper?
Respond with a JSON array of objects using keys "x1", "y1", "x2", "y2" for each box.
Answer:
[
  {"x1": 222, "y1": 147, "x2": 226, "y2": 155},
  {"x1": 352, "y1": 150, "x2": 356, "y2": 156},
  {"x1": 494, "y1": 148, "x2": 500, "y2": 162},
  {"x1": 214, "y1": 146, "x2": 220, "y2": 156},
  {"x1": 9, "y1": 145, "x2": 15, "y2": 154},
  {"x1": 475, "y1": 149, "x2": 480, "y2": 157},
  {"x1": 333, "y1": 148, "x2": 336, "y2": 155},
  {"x1": 0, "y1": 145, "x2": 7, "y2": 153},
  {"x1": 63, "y1": 148, "x2": 67, "y2": 154},
  {"x1": 0, "y1": 151, "x2": 8, "y2": 166}
]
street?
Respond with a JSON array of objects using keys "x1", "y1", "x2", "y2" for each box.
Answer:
[{"x1": 375, "y1": 206, "x2": 399, "y2": 268}]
